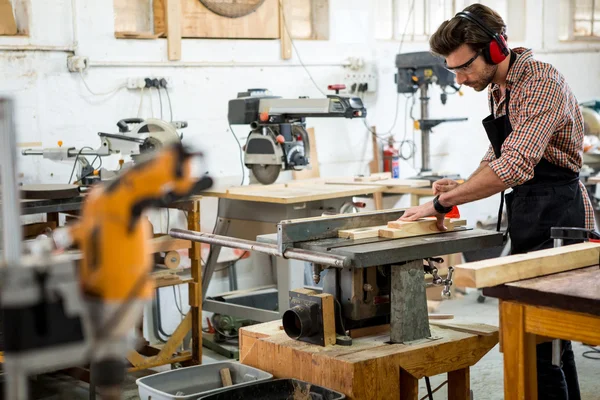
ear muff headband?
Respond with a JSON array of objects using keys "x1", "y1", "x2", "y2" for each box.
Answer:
[{"x1": 455, "y1": 10, "x2": 509, "y2": 65}]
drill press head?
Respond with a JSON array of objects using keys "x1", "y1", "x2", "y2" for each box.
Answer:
[{"x1": 228, "y1": 88, "x2": 367, "y2": 184}]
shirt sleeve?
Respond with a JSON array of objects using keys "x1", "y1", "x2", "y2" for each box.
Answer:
[
  {"x1": 488, "y1": 78, "x2": 566, "y2": 187},
  {"x1": 481, "y1": 145, "x2": 496, "y2": 162}
]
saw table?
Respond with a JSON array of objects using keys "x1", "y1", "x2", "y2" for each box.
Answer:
[{"x1": 171, "y1": 208, "x2": 503, "y2": 399}]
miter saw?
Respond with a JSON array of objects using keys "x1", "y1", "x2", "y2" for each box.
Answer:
[
  {"x1": 21, "y1": 117, "x2": 186, "y2": 185},
  {"x1": 228, "y1": 87, "x2": 367, "y2": 185}
]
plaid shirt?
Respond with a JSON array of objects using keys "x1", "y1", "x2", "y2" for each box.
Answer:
[{"x1": 481, "y1": 47, "x2": 594, "y2": 230}]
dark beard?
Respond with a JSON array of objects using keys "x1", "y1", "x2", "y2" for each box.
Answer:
[{"x1": 469, "y1": 64, "x2": 498, "y2": 92}]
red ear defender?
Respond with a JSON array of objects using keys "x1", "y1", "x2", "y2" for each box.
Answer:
[{"x1": 487, "y1": 33, "x2": 508, "y2": 64}]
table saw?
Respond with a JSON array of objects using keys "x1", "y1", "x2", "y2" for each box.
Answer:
[{"x1": 171, "y1": 208, "x2": 503, "y2": 344}]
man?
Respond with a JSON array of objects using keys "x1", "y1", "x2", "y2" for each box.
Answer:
[{"x1": 398, "y1": 4, "x2": 592, "y2": 400}]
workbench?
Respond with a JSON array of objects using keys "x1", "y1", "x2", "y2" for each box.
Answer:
[
  {"x1": 239, "y1": 319, "x2": 499, "y2": 400},
  {"x1": 482, "y1": 266, "x2": 600, "y2": 400},
  {"x1": 200, "y1": 181, "x2": 387, "y2": 323}
]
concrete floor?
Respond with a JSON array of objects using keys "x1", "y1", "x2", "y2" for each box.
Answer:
[{"x1": 10, "y1": 289, "x2": 600, "y2": 399}]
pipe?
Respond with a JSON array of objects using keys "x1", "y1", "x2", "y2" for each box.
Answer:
[
  {"x1": 0, "y1": 45, "x2": 74, "y2": 52},
  {"x1": 71, "y1": 0, "x2": 79, "y2": 54},
  {"x1": 88, "y1": 60, "x2": 352, "y2": 68},
  {"x1": 0, "y1": 98, "x2": 22, "y2": 266},
  {"x1": 169, "y1": 229, "x2": 350, "y2": 268}
]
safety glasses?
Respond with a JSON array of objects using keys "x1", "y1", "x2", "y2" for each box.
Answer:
[{"x1": 444, "y1": 51, "x2": 481, "y2": 74}]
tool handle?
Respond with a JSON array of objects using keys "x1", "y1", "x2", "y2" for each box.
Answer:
[
  {"x1": 550, "y1": 227, "x2": 600, "y2": 241},
  {"x1": 116, "y1": 118, "x2": 144, "y2": 132}
]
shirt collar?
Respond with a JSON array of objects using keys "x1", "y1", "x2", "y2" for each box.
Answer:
[{"x1": 490, "y1": 47, "x2": 532, "y2": 93}]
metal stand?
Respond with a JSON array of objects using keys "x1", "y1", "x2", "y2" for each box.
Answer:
[
  {"x1": 416, "y1": 84, "x2": 467, "y2": 177},
  {"x1": 390, "y1": 260, "x2": 431, "y2": 343},
  {"x1": 0, "y1": 98, "x2": 29, "y2": 400}
]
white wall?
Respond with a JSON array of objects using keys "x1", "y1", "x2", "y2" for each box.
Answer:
[{"x1": 2, "y1": 0, "x2": 600, "y2": 338}]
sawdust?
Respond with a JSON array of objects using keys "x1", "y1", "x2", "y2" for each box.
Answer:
[{"x1": 288, "y1": 381, "x2": 312, "y2": 400}]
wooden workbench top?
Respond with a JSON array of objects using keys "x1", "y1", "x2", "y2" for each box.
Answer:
[
  {"x1": 202, "y1": 181, "x2": 385, "y2": 204},
  {"x1": 483, "y1": 266, "x2": 600, "y2": 317}
]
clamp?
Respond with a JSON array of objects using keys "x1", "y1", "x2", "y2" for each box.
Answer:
[{"x1": 424, "y1": 257, "x2": 455, "y2": 298}]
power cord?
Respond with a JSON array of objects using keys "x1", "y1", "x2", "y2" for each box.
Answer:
[
  {"x1": 67, "y1": 146, "x2": 96, "y2": 184},
  {"x1": 77, "y1": 70, "x2": 126, "y2": 97},
  {"x1": 583, "y1": 345, "x2": 600, "y2": 360},
  {"x1": 419, "y1": 379, "x2": 448, "y2": 400},
  {"x1": 228, "y1": 123, "x2": 245, "y2": 186},
  {"x1": 278, "y1": 0, "x2": 326, "y2": 97}
]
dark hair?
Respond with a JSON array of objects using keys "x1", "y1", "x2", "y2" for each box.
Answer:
[{"x1": 429, "y1": 4, "x2": 507, "y2": 57}]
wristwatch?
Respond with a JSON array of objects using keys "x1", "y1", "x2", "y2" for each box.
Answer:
[{"x1": 433, "y1": 195, "x2": 453, "y2": 214}]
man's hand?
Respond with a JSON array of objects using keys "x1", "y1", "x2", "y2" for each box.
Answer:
[
  {"x1": 398, "y1": 201, "x2": 447, "y2": 231},
  {"x1": 433, "y1": 179, "x2": 459, "y2": 195}
]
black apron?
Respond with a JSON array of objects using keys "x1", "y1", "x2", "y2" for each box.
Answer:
[{"x1": 482, "y1": 53, "x2": 585, "y2": 255}]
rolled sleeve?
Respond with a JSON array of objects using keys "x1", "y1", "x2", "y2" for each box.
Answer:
[
  {"x1": 481, "y1": 145, "x2": 496, "y2": 163},
  {"x1": 488, "y1": 78, "x2": 566, "y2": 187}
]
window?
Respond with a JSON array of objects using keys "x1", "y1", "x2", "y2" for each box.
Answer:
[
  {"x1": 374, "y1": 0, "x2": 509, "y2": 42},
  {"x1": 560, "y1": 0, "x2": 600, "y2": 40}
]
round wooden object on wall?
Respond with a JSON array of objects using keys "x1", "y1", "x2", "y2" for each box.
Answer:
[
  {"x1": 199, "y1": 0, "x2": 266, "y2": 18},
  {"x1": 20, "y1": 184, "x2": 81, "y2": 200}
]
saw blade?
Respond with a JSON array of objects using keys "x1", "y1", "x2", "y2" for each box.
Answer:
[{"x1": 251, "y1": 164, "x2": 281, "y2": 185}]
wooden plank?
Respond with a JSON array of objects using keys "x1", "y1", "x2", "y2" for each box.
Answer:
[
  {"x1": 500, "y1": 301, "x2": 538, "y2": 400},
  {"x1": 355, "y1": 172, "x2": 391, "y2": 182},
  {"x1": 381, "y1": 218, "x2": 466, "y2": 238},
  {"x1": 220, "y1": 368, "x2": 233, "y2": 386},
  {"x1": 150, "y1": 235, "x2": 191, "y2": 252},
  {"x1": 279, "y1": 0, "x2": 292, "y2": 59},
  {"x1": 115, "y1": 31, "x2": 162, "y2": 39},
  {"x1": 483, "y1": 266, "x2": 600, "y2": 317},
  {"x1": 309, "y1": 0, "x2": 329, "y2": 39},
  {"x1": 338, "y1": 225, "x2": 386, "y2": 240},
  {"x1": 154, "y1": 0, "x2": 279, "y2": 39},
  {"x1": 188, "y1": 201, "x2": 202, "y2": 364},
  {"x1": 166, "y1": 0, "x2": 182, "y2": 61},
  {"x1": 325, "y1": 177, "x2": 430, "y2": 188},
  {"x1": 0, "y1": 0, "x2": 17, "y2": 35},
  {"x1": 293, "y1": 128, "x2": 319, "y2": 180},
  {"x1": 429, "y1": 321, "x2": 497, "y2": 336},
  {"x1": 448, "y1": 367, "x2": 470, "y2": 400},
  {"x1": 454, "y1": 242, "x2": 600, "y2": 288},
  {"x1": 113, "y1": 0, "x2": 153, "y2": 34},
  {"x1": 316, "y1": 293, "x2": 336, "y2": 346},
  {"x1": 524, "y1": 304, "x2": 600, "y2": 346},
  {"x1": 202, "y1": 183, "x2": 384, "y2": 204}
]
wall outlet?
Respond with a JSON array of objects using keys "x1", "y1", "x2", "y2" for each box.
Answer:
[
  {"x1": 127, "y1": 76, "x2": 174, "y2": 90},
  {"x1": 67, "y1": 56, "x2": 89, "y2": 72},
  {"x1": 341, "y1": 66, "x2": 378, "y2": 95}
]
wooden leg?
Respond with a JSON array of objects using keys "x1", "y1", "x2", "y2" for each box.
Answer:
[
  {"x1": 374, "y1": 192, "x2": 384, "y2": 210},
  {"x1": 448, "y1": 367, "x2": 470, "y2": 400},
  {"x1": 400, "y1": 369, "x2": 418, "y2": 400},
  {"x1": 188, "y1": 200, "x2": 202, "y2": 364},
  {"x1": 500, "y1": 301, "x2": 537, "y2": 400},
  {"x1": 410, "y1": 194, "x2": 420, "y2": 207}
]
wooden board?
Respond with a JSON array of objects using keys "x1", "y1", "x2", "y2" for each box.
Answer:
[
  {"x1": 454, "y1": 242, "x2": 600, "y2": 288},
  {"x1": 113, "y1": 0, "x2": 153, "y2": 34},
  {"x1": 292, "y1": 128, "x2": 319, "y2": 180},
  {"x1": 239, "y1": 320, "x2": 498, "y2": 400},
  {"x1": 0, "y1": 0, "x2": 17, "y2": 35},
  {"x1": 325, "y1": 176, "x2": 430, "y2": 188},
  {"x1": 166, "y1": 0, "x2": 182, "y2": 60},
  {"x1": 483, "y1": 266, "x2": 600, "y2": 317},
  {"x1": 337, "y1": 218, "x2": 466, "y2": 240},
  {"x1": 154, "y1": 0, "x2": 279, "y2": 39},
  {"x1": 202, "y1": 183, "x2": 384, "y2": 204}
]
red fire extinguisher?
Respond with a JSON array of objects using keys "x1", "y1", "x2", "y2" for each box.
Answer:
[{"x1": 383, "y1": 138, "x2": 399, "y2": 177}]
